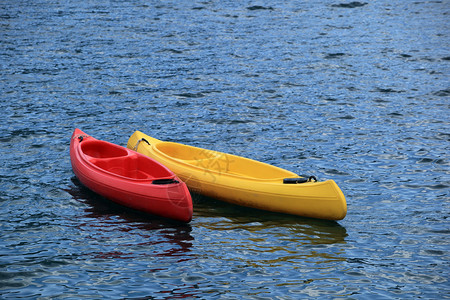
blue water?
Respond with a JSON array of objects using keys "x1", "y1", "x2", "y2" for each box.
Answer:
[{"x1": 1, "y1": 0, "x2": 449, "y2": 298}]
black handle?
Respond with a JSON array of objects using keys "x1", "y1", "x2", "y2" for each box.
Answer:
[
  {"x1": 152, "y1": 178, "x2": 179, "y2": 185},
  {"x1": 283, "y1": 176, "x2": 317, "y2": 184}
]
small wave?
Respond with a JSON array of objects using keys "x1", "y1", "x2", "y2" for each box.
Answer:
[
  {"x1": 325, "y1": 169, "x2": 350, "y2": 176},
  {"x1": 417, "y1": 158, "x2": 434, "y2": 164},
  {"x1": 324, "y1": 53, "x2": 348, "y2": 59},
  {"x1": 435, "y1": 159, "x2": 447, "y2": 165},
  {"x1": 332, "y1": 2, "x2": 368, "y2": 8},
  {"x1": 433, "y1": 88, "x2": 450, "y2": 97},
  {"x1": 387, "y1": 112, "x2": 403, "y2": 117},
  {"x1": 174, "y1": 92, "x2": 205, "y2": 98},
  {"x1": 175, "y1": 101, "x2": 190, "y2": 107},
  {"x1": 247, "y1": 6, "x2": 274, "y2": 11},
  {"x1": 159, "y1": 49, "x2": 183, "y2": 54},
  {"x1": 375, "y1": 87, "x2": 404, "y2": 93}
]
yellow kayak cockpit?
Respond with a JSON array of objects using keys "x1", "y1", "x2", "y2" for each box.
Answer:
[{"x1": 154, "y1": 141, "x2": 296, "y2": 180}]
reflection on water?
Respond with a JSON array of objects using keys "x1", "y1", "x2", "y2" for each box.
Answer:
[
  {"x1": 187, "y1": 194, "x2": 349, "y2": 297},
  {"x1": 67, "y1": 177, "x2": 194, "y2": 259},
  {"x1": 2, "y1": 144, "x2": 445, "y2": 300},
  {"x1": 193, "y1": 193, "x2": 347, "y2": 242},
  {"x1": 63, "y1": 181, "x2": 351, "y2": 298}
]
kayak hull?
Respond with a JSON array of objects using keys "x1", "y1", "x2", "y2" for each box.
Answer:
[
  {"x1": 127, "y1": 131, "x2": 346, "y2": 220},
  {"x1": 70, "y1": 129, "x2": 193, "y2": 222}
]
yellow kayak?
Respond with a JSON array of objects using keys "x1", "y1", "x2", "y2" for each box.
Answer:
[{"x1": 127, "y1": 131, "x2": 347, "y2": 220}]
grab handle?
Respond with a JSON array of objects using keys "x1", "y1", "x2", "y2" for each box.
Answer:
[
  {"x1": 133, "y1": 138, "x2": 150, "y2": 151},
  {"x1": 152, "y1": 178, "x2": 180, "y2": 185},
  {"x1": 283, "y1": 176, "x2": 317, "y2": 184}
]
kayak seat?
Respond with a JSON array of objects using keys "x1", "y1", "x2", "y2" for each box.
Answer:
[
  {"x1": 81, "y1": 140, "x2": 128, "y2": 159},
  {"x1": 182, "y1": 154, "x2": 232, "y2": 173},
  {"x1": 90, "y1": 155, "x2": 172, "y2": 180},
  {"x1": 157, "y1": 142, "x2": 220, "y2": 161}
]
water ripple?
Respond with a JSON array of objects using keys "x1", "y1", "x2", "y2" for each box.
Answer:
[{"x1": 1, "y1": 0, "x2": 449, "y2": 298}]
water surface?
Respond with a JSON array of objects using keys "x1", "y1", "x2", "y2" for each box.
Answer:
[{"x1": 1, "y1": 0, "x2": 449, "y2": 298}]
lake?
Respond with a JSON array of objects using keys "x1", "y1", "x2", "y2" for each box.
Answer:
[{"x1": 1, "y1": 0, "x2": 449, "y2": 298}]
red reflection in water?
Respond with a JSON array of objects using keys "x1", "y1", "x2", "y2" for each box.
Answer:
[{"x1": 66, "y1": 178, "x2": 194, "y2": 260}]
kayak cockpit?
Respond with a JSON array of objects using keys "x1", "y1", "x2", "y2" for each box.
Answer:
[
  {"x1": 80, "y1": 140, "x2": 173, "y2": 181},
  {"x1": 154, "y1": 142, "x2": 297, "y2": 180},
  {"x1": 81, "y1": 140, "x2": 128, "y2": 159}
]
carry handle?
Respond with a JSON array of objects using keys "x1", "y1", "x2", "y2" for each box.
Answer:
[
  {"x1": 283, "y1": 176, "x2": 317, "y2": 184},
  {"x1": 133, "y1": 138, "x2": 150, "y2": 151},
  {"x1": 152, "y1": 179, "x2": 180, "y2": 185}
]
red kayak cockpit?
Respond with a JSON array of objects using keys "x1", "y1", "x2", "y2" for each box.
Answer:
[
  {"x1": 81, "y1": 139, "x2": 128, "y2": 159},
  {"x1": 78, "y1": 140, "x2": 175, "y2": 181}
]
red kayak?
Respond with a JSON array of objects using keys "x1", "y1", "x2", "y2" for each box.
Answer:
[{"x1": 70, "y1": 129, "x2": 193, "y2": 222}]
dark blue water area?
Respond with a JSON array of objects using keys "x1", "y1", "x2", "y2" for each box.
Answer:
[{"x1": 1, "y1": 0, "x2": 449, "y2": 298}]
